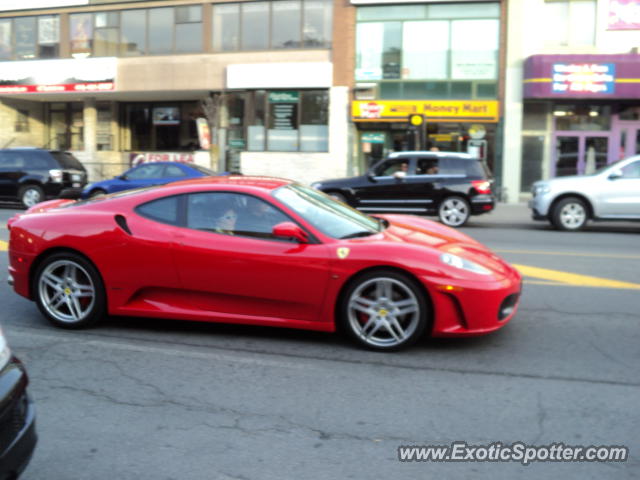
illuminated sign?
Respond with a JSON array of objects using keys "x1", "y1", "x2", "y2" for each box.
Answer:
[
  {"x1": 352, "y1": 100, "x2": 499, "y2": 122},
  {"x1": 552, "y1": 63, "x2": 616, "y2": 94},
  {"x1": 0, "y1": 57, "x2": 116, "y2": 95}
]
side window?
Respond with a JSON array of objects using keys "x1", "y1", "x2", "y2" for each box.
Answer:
[
  {"x1": 127, "y1": 164, "x2": 165, "y2": 180},
  {"x1": 164, "y1": 164, "x2": 187, "y2": 177},
  {"x1": 136, "y1": 196, "x2": 180, "y2": 225},
  {"x1": 620, "y1": 161, "x2": 640, "y2": 179},
  {"x1": 375, "y1": 159, "x2": 410, "y2": 176},
  {"x1": 26, "y1": 152, "x2": 54, "y2": 170},
  {"x1": 439, "y1": 158, "x2": 467, "y2": 176},
  {"x1": 185, "y1": 192, "x2": 291, "y2": 239},
  {"x1": 0, "y1": 152, "x2": 25, "y2": 169},
  {"x1": 416, "y1": 158, "x2": 439, "y2": 175},
  {"x1": 0, "y1": 152, "x2": 8, "y2": 168}
]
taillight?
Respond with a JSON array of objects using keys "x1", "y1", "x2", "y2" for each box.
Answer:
[
  {"x1": 471, "y1": 180, "x2": 491, "y2": 194},
  {"x1": 49, "y1": 169, "x2": 63, "y2": 183}
]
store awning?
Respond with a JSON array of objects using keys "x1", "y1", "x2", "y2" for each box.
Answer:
[{"x1": 523, "y1": 53, "x2": 640, "y2": 99}]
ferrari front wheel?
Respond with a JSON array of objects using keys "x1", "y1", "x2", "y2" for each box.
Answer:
[
  {"x1": 340, "y1": 270, "x2": 429, "y2": 351},
  {"x1": 34, "y1": 252, "x2": 106, "y2": 329}
]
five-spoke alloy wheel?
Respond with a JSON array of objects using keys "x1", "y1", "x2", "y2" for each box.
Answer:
[
  {"x1": 34, "y1": 253, "x2": 105, "y2": 329},
  {"x1": 438, "y1": 196, "x2": 470, "y2": 227},
  {"x1": 19, "y1": 185, "x2": 44, "y2": 209},
  {"x1": 340, "y1": 270, "x2": 429, "y2": 351}
]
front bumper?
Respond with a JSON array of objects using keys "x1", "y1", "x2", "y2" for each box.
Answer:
[
  {"x1": 0, "y1": 358, "x2": 37, "y2": 480},
  {"x1": 422, "y1": 267, "x2": 522, "y2": 337}
]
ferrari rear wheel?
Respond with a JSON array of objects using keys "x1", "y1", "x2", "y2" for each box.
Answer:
[
  {"x1": 34, "y1": 252, "x2": 106, "y2": 329},
  {"x1": 340, "y1": 270, "x2": 428, "y2": 351}
]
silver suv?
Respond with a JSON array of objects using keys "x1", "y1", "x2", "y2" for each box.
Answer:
[{"x1": 529, "y1": 155, "x2": 640, "y2": 231}]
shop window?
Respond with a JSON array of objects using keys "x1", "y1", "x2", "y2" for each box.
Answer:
[
  {"x1": 15, "y1": 110, "x2": 29, "y2": 133},
  {"x1": 123, "y1": 102, "x2": 201, "y2": 152},
  {"x1": 1, "y1": 15, "x2": 59, "y2": 60},
  {"x1": 47, "y1": 103, "x2": 84, "y2": 151},
  {"x1": 523, "y1": 103, "x2": 548, "y2": 131},
  {"x1": 355, "y1": 3, "x2": 499, "y2": 99},
  {"x1": 619, "y1": 105, "x2": 640, "y2": 121},
  {"x1": 246, "y1": 90, "x2": 328, "y2": 152},
  {"x1": 543, "y1": 0, "x2": 595, "y2": 47},
  {"x1": 121, "y1": 9, "x2": 146, "y2": 56},
  {"x1": 554, "y1": 105, "x2": 610, "y2": 131},
  {"x1": 213, "y1": 0, "x2": 332, "y2": 52}
]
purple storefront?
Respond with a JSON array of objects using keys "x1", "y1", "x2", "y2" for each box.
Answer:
[{"x1": 521, "y1": 53, "x2": 640, "y2": 189}]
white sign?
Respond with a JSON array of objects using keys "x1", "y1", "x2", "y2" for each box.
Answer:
[
  {"x1": 0, "y1": 0, "x2": 88, "y2": 11},
  {"x1": 227, "y1": 62, "x2": 332, "y2": 89}
]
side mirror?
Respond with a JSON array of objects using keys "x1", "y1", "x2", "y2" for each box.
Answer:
[
  {"x1": 366, "y1": 171, "x2": 377, "y2": 182},
  {"x1": 272, "y1": 222, "x2": 309, "y2": 243},
  {"x1": 393, "y1": 171, "x2": 407, "y2": 180},
  {"x1": 608, "y1": 170, "x2": 622, "y2": 180}
]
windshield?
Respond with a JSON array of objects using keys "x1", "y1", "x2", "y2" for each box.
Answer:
[{"x1": 273, "y1": 184, "x2": 382, "y2": 239}]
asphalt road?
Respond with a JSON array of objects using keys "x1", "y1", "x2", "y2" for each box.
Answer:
[{"x1": 0, "y1": 204, "x2": 638, "y2": 480}]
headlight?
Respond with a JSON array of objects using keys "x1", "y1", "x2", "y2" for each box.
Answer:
[
  {"x1": 532, "y1": 184, "x2": 550, "y2": 196},
  {"x1": 0, "y1": 327, "x2": 11, "y2": 372},
  {"x1": 440, "y1": 253, "x2": 492, "y2": 275}
]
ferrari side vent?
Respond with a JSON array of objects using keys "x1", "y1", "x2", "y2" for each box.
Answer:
[{"x1": 114, "y1": 215, "x2": 132, "y2": 235}]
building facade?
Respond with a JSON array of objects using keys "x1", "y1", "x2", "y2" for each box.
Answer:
[
  {"x1": 0, "y1": 0, "x2": 350, "y2": 185},
  {"x1": 504, "y1": 0, "x2": 640, "y2": 201}
]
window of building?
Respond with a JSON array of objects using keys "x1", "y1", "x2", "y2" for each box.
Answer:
[
  {"x1": 213, "y1": 0, "x2": 332, "y2": 52},
  {"x1": 543, "y1": 0, "x2": 596, "y2": 47},
  {"x1": 553, "y1": 104, "x2": 611, "y2": 131},
  {"x1": 97, "y1": 103, "x2": 113, "y2": 151},
  {"x1": 47, "y1": 103, "x2": 84, "y2": 151},
  {"x1": 15, "y1": 110, "x2": 30, "y2": 133},
  {"x1": 355, "y1": 3, "x2": 499, "y2": 100},
  {"x1": 0, "y1": 15, "x2": 59, "y2": 60},
  {"x1": 72, "y1": 6, "x2": 203, "y2": 58},
  {"x1": 123, "y1": 101, "x2": 202, "y2": 152}
]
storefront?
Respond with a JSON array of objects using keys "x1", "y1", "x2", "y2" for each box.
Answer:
[
  {"x1": 521, "y1": 54, "x2": 640, "y2": 191},
  {"x1": 351, "y1": 99, "x2": 499, "y2": 170}
]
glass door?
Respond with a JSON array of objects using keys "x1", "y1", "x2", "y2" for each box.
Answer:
[
  {"x1": 616, "y1": 126, "x2": 640, "y2": 160},
  {"x1": 553, "y1": 133, "x2": 609, "y2": 177}
]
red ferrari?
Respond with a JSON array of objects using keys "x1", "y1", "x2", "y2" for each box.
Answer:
[{"x1": 6, "y1": 176, "x2": 521, "y2": 351}]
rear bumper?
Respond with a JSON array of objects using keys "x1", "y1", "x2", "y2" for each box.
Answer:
[
  {"x1": 470, "y1": 194, "x2": 495, "y2": 215},
  {"x1": 422, "y1": 267, "x2": 522, "y2": 337},
  {"x1": 0, "y1": 358, "x2": 37, "y2": 480}
]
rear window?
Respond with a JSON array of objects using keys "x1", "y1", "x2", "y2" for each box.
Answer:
[
  {"x1": 50, "y1": 152, "x2": 86, "y2": 171},
  {"x1": 442, "y1": 157, "x2": 491, "y2": 178}
]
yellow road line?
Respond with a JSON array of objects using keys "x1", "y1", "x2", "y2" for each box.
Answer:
[
  {"x1": 0, "y1": 240, "x2": 6, "y2": 251},
  {"x1": 514, "y1": 264, "x2": 640, "y2": 290},
  {"x1": 496, "y1": 249, "x2": 640, "y2": 260}
]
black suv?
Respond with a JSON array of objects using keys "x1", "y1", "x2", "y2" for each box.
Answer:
[
  {"x1": 0, "y1": 327, "x2": 37, "y2": 479},
  {"x1": 0, "y1": 148, "x2": 88, "y2": 208},
  {"x1": 311, "y1": 151, "x2": 495, "y2": 227}
]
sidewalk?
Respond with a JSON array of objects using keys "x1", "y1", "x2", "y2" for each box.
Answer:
[{"x1": 471, "y1": 202, "x2": 532, "y2": 226}]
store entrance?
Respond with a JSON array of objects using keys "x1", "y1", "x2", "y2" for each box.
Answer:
[
  {"x1": 553, "y1": 133, "x2": 609, "y2": 176},
  {"x1": 614, "y1": 124, "x2": 640, "y2": 161}
]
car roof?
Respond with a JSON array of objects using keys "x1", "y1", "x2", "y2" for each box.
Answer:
[
  {"x1": 132, "y1": 161, "x2": 195, "y2": 167},
  {"x1": 388, "y1": 151, "x2": 476, "y2": 160},
  {"x1": 167, "y1": 175, "x2": 294, "y2": 191}
]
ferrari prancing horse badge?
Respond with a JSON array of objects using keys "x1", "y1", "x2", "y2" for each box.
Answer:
[{"x1": 337, "y1": 247, "x2": 350, "y2": 259}]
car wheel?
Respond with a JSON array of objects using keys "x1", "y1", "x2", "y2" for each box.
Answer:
[
  {"x1": 438, "y1": 196, "x2": 470, "y2": 227},
  {"x1": 33, "y1": 252, "x2": 106, "y2": 329},
  {"x1": 340, "y1": 270, "x2": 429, "y2": 351},
  {"x1": 19, "y1": 185, "x2": 44, "y2": 208},
  {"x1": 551, "y1": 197, "x2": 588, "y2": 231},
  {"x1": 328, "y1": 192, "x2": 347, "y2": 204},
  {"x1": 89, "y1": 189, "x2": 107, "y2": 198}
]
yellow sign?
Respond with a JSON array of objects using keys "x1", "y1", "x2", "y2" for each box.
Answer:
[
  {"x1": 409, "y1": 114, "x2": 424, "y2": 126},
  {"x1": 352, "y1": 100, "x2": 499, "y2": 123},
  {"x1": 337, "y1": 247, "x2": 350, "y2": 259}
]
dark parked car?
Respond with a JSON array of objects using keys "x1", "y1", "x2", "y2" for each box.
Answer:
[
  {"x1": 81, "y1": 161, "x2": 217, "y2": 199},
  {"x1": 0, "y1": 326, "x2": 37, "y2": 479},
  {"x1": 311, "y1": 151, "x2": 495, "y2": 227},
  {"x1": 0, "y1": 148, "x2": 88, "y2": 208}
]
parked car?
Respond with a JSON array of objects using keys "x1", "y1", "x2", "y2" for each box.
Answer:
[
  {"x1": 81, "y1": 161, "x2": 218, "y2": 199},
  {"x1": 7, "y1": 176, "x2": 521, "y2": 352},
  {"x1": 311, "y1": 151, "x2": 495, "y2": 227},
  {"x1": 529, "y1": 155, "x2": 640, "y2": 231},
  {"x1": 0, "y1": 326, "x2": 37, "y2": 479},
  {"x1": 0, "y1": 147, "x2": 88, "y2": 208}
]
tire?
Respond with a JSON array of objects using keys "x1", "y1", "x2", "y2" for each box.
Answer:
[
  {"x1": 19, "y1": 185, "x2": 44, "y2": 208},
  {"x1": 551, "y1": 197, "x2": 588, "y2": 231},
  {"x1": 438, "y1": 196, "x2": 471, "y2": 227},
  {"x1": 33, "y1": 252, "x2": 106, "y2": 329},
  {"x1": 89, "y1": 189, "x2": 107, "y2": 198},
  {"x1": 328, "y1": 192, "x2": 347, "y2": 204},
  {"x1": 339, "y1": 270, "x2": 429, "y2": 351}
]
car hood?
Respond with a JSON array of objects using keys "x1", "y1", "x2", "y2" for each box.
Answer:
[
  {"x1": 535, "y1": 174, "x2": 600, "y2": 189},
  {"x1": 351, "y1": 214, "x2": 513, "y2": 277}
]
